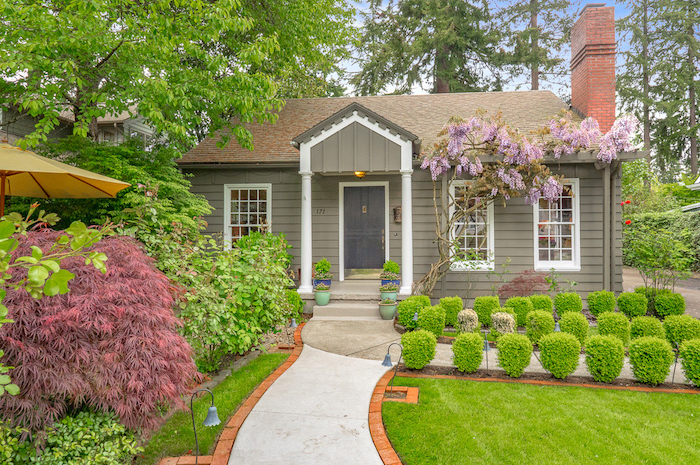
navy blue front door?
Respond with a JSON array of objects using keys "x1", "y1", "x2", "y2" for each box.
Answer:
[{"x1": 344, "y1": 186, "x2": 384, "y2": 270}]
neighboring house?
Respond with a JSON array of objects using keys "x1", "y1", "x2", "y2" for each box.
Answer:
[{"x1": 178, "y1": 4, "x2": 645, "y2": 303}]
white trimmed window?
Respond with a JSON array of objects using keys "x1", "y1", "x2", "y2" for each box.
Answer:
[
  {"x1": 533, "y1": 179, "x2": 580, "y2": 271},
  {"x1": 224, "y1": 184, "x2": 272, "y2": 246},
  {"x1": 449, "y1": 181, "x2": 494, "y2": 271}
]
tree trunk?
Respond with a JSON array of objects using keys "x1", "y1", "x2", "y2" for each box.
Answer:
[
  {"x1": 435, "y1": 44, "x2": 450, "y2": 93},
  {"x1": 530, "y1": 0, "x2": 539, "y2": 90},
  {"x1": 643, "y1": 0, "x2": 651, "y2": 154},
  {"x1": 689, "y1": 6, "x2": 698, "y2": 175}
]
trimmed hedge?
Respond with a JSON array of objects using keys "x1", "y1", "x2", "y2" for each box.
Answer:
[
  {"x1": 457, "y1": 309, "x2": 479, "y2": 333},
  {"x1": 630, "y1": 316, "x2": 665, "y2": 340},
  {"x1": 559, "y1": 312, "x2": 589, "y2": 346},
  {"x1": 417, "y1": 305, "x2": 446, "y2": 338},
  {"x1": 440, "y1": 296, "x2": 464, "y2": 328},
  {"x1": 617, "y1": 292, "x2": 648, "y2": 319},
  {"x1": 452, "y1": 332, "x2": 484, "y2": 373},
  {"x1": 491, "y1": 311, "x2": 516, "y2": 338},
  {"x1": 663, "y1": 314, "x2": 700, "y2": 346},
  {"x1": 525, "y1": 310, "x2": 555, "y2": 345},
  {"x1": 504, "y1": 296, "x2": 534, "y2": 327},
  {"x1": 628, "y1": 337, "x2": 674, "y2": 385},
  {"x1": 397, "y1": 296, "x2": 430, "y2": 330},
  {"x1": 680, "y1": 339, "x2": 700, "y2": 387},
  {"x1": 401, "y1": 330, "x2": 437, "y2": 370},
  {"x1": 597, "y1": 312, "x2": 631, "y2": 347},
  {"x1": 473, "y1": 296, "x2": 500, "y2": 326},
  {"x1": 554, "y1": 292, "x2": 582, "y2": 316},
  {"x1": 529, "y1": 294, "x2": 553, "y2": 313},
  {"x1": 539, "y1": 333, "x2": 581, "y2": 379},
  {"x1": 585, "y1": 335, "x2": 625, "y2": 383},
  {"x1": 587, "y1": 290, "x2": 616, "y2": 317},
  {"x1": 496, "y1": 333, "x2": 532, "y2": 378},
  {"x1": 655, "y1": 291, "x2": 686, "y2": 318}
]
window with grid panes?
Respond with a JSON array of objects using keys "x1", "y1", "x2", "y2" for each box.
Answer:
[
  {"x1": 225, "y1": 184, "x2": 271, "y2": 243},
  {"x1": 449, "y1": 181, "x2": 494, "y2": 271},
  {"x1": 534, "y1": 179, "x2": 579, "y2": 270}
]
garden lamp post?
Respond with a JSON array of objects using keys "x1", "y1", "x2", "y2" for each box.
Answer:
[
  {"x1": 554, "y1": 321, "x2": 561, "y2": 332},
  {"x1": 290, "y1": 318, "x2": 298, "y2": 329},
  {"x1": 412, "y1": 311, "x2": 419, "y2": 330},
  {"x1": 381, "y1": 342, "x2": 403, "y2": 393},
  {"x1": 191, "y1": 388, "x2": 221, "y2": 465},
  {"x1": 482, "y1": 329, "x2": 490, "y2": 371}
]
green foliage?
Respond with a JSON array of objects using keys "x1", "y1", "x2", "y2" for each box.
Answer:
[
  {"x1": 417, "y1": 305, "x2": 446, "y2": 338},
  {"x1": 631, "y1": 316, "x2": 666, "y2": 340},
  {"x1": 439, "y1": 296, "x2": 463, "y2": 327},
  {"x1": 383, "y1": 260, "x2": 401, "y2": 274},
  {"x1": 397, "y1": 296, "x2": 431, "y2": 330},
  {"x1": 663, "y1": 315, "x2": 700, "y2": 346},
  {"x1": 456, "y1": 309, "x2": 480, "y2": 333},
  {"x1": 586, "y1": 291, "x2": 616, "y2": 317},
  {"x1": 585, "y1": 335, "x2": 625, "y2": 383},
  {"x1": 504, "y1": 296, "x2": 533, "y2": 327},
  {"x1": 496, "y1": 333, "x2": 532, "y2": 378},
  {"x1": 554, "y1": 292, "x2": 582, "y2": 316},
  {"x1": 617, "y1": 292, "x2": 648, "y2": 319},
  {"x1": 655, "y1": 291, "x2": 686, "y2": 318},
  {"x1": 401, "y1": 330, "x2": 437, "y2": 370},
  {"x1": 491, "y1": 311, "x2": 516, "y2": 338},
  {"x1": 680, "y1": 339, "x2": 700, "y2": 387},
  {"x1": 314, "y1": 258, "x2": 333, "y2": 280},
  {"x1": 597, "y1": 312, "x2": 631, "y2": 347},
  {"x1": 0, "y1": 422, "x2": 30, "y2": 465},
  {"x1": 539, "y1": 333, "x2": 581, "y2": 379},
  {"x1": 525, "y1": 310, "x2": 555, "y2": 345},
  {"x1": 559, "y1": 312, "x2": 589, "y2": 346},
  {"x1": 620, "y1": 160, "x2": 680, "y2": 215},
  {"x1": 529, "y1": 294, "x2": 553, "y2": 313},
  {"x1": 628, "y1": 337, "x2": 674, "y2": 386},
  {"x1": 452, "y1": 332, "x2": 483, "y2": 373},
  {"x1": 285, "y1": 289, "x2": 305, "y2": 320},
  {"x1": 473, "y1": 296, "x2": 500, "y2": 326}
]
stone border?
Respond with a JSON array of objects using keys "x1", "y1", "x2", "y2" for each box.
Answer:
[{"x1": 158, "y1": 323, "x2": 306, "y2": 465}]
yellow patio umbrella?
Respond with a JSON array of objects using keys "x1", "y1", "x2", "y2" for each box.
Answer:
[{"x1": 0, "y1": 142, "x2": 131, "y2": 217}]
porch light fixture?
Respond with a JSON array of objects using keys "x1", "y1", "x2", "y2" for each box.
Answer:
[
  {"x1": 381, "y1": 342, "x2": 403, "y2": 393},
  {"x1": 191, "y1": 388, "x2": 221, "y2": 465},
  {"x1": 354, "y1": 171, "x2": 366, "y2": 178}
]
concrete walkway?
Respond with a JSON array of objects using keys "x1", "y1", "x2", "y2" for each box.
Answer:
[{"x1": 229, "y1": 345, "x2": 389, "y2": 465}]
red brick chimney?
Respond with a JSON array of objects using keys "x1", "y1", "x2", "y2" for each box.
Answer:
[{"x1": 571, "y1": 3, "x2": 616, "y2": 133}]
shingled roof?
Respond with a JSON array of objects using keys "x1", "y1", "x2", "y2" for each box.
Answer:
[{"x1": 179, "y1": 90, "x2": 570, "y2": 165}]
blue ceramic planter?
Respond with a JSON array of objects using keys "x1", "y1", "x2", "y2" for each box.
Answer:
[
  {"x1": 380, "y1": 279, "x2": 401, "y2": 287},
  {"x1": 313, "y1": 279, "x2": 332, "y2": 288}
]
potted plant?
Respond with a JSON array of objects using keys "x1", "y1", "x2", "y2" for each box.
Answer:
[
  {"x1": 380, "y1": 282, "x2": 399, "y2": 301},
  {"x1": 378, "y1": 297, "x2": 398, "y2": 320},
  {"x1": 314, "y1": 283, "x2": 331, "y2": 306},
  {"x1": 313, "y1": 258, "x2": 333, "y2": 288},
  {"x1": 380, "y1": 260, "x2": 400, "y2": 286}
]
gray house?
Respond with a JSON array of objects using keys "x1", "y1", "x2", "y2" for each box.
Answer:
[{"x1": 178, "y1": 5, "x2": 644, "y2": 303}]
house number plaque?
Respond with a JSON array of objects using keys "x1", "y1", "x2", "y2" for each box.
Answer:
[{"x1": 362, "y1": 205, "x2": 367, "y2": 213}]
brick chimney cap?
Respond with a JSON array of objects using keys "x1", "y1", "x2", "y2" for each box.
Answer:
[{"x1": 581, "y1": 3, "x2": 607, "y2": 13}]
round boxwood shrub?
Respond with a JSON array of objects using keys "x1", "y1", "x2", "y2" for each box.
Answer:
[
  {"x1": 630, "y1": 316, "x2": 665, "y2": 340},
  {"x1": 504, "y1": 296, "x2": 534, "y2": 327},
  {"x1": 554, "y1": 292, "x2": 582, "y2": 316},
  {"x1": 559, "y1": 312, "x2": 589, "y2": 346},
  {"x1": 440, "y1": 296, "x2": 464, "y2": 328},
  {"x1": 457, "y1": 309, "x2": 479, "y2": 333},
  {"x1": 397, "y1": 296, "x2": 430, "y2": 330},
  {"x1": 680, "y1": 339, "x2": 700, "y2": 387},
  {"x1": 663, "y1": 314, "x2": 700, "y2": 346},
  {"x1": 452, "y1": 332, "x2": 483, "y2": 373},
  {"x1": 491, "y1": 311, "x2": 516, "y2": 338},
  {"x1": 585, "y1": 335, "x2": 625, "y2": 383},
  {"x1": 401, "y1": 330, "x2": 437, "y2": 369},
  {"x1": 529, "y1": 294, "x2": 553, "y2": 313},
  {"x1": 473, "y1": 296, "x2": 500, "y2": 327},
  {"x1": 597, "y1": 312, "x2": 631, "y2": 347},
  {"x1": 655, "y1": 291, "x2": 686, "y2": 318},
  {"x1": 539, "y1": 332, "x2": 581, "y2": 379},
  {"x1": 496, "y1": 333, "x2": 532, "y2": 378},
  {"x1": 628, "y1": 337, "x2": 674, "y2": 385},
  {"x1": 617, "y1": 292, "x2": 648, "y2": 319},
  {"x1": 417, "y1": 305, "x2": 446, "y2": 338},
  {"x1": 525, "y1": 310, "x2": 555, "y2": 345},
  {"x1": 587, "y1": 290, "x2": 616, "y2": 317}
]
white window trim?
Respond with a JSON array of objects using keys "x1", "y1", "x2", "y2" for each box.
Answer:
[
  {"x1": 533, "y1": 178, "x2": 580, "y2": 271},
  {"x1": 449, "y1": 181, "x2": 495, "y2": 272},
  {"x1": 223, "y1": 183, "x2": 272, "y2": 249}
]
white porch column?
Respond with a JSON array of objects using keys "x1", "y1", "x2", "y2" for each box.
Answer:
[
  {"x1": 399, "y1": 170, "x2": 414, "y2": 296},
  {"x1": 298, "y1": 171, "x2": 314, "y2": 293}
]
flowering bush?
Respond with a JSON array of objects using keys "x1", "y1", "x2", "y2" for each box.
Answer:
[{"x1": 457, "y1": 309, "x2": 479, "y2": 333}]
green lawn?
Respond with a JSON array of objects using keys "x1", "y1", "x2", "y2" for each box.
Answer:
[
  {"x1": 137, "y1": 353, "x2": 288, "y2": 465},
  {"x1": 383, "y1": 376, "x2": 700, "y2": 465}
]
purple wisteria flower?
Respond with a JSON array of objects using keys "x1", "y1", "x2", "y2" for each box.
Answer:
[{"x1": 598, "y1": 115, "x2": 639, "y2": 163}]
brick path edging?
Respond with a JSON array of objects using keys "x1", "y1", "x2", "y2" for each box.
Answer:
[
  {"x1": 158, "y1": 323, "x2": 306, "y2": 465},
  {"x1": 368, "y1": 371, "x2": 403, "y2": 465}
]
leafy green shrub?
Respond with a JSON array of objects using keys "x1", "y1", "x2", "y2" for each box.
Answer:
[
  {"x1": 597, "y1": 312, "x2": 631, "y2": 347},
  {"x1": 628, "y1": 337, "x2": 674, "y2": 385},
  {"x1": 617, "y1": 292, "x2": 648, "y2": 318},
  {"x1": 539, "y1": 333, "x2": 581, "y2": 379},
  {"x1": 663, "y1": 314, "x2": 700, "y2": 346},
  {"x1": 452, "y1": 332, "x2": 483, "y2": 373},
  {"x1": 401, "y1": 330, "x2": 437, "y2": 370},
  {"x1": 314, "y1": 257, "x2": 333, "y2": 280},
  {"x1": 529, "y1": 294, "x2": 553, "y2": 313},
  {"x1": 457, "y1": 309, "x2": 480, "y2": 333},
  {"x1": 440, "y1": 296, "x2": 463, "y2": 327},
  {"x1": 0, "y1": 422, "x2": 30, "y2": 465},
  {"x1": 630, "y1": 316, "x2": 665, "y2": 340},
  {"x1": 473, "y1": 296, "x2": 500, "y2": 326},
  {"x1": 417, "y1": 305, "x2": 446, "y2": 338},
  {"x1": 285, "y1": 289, "x2": 305, "y2": 319},
  {"x1": 496, "y1": 333, "x2": 532, "y2": 378},
  {"x1": 397, "y1": 296, "x2": 430, "y2": 330},
  {"x1": 554, "y1": 292, "x2": 582, "y2": 316},
  {"x1": 383, "y1": 260, "x2": 401, "y2": 274},
  {"x1": 586, "y1": 290, "x2": 616, "y2": 317},
  {"x1": 491, "y1": 312, "x2": 515, "y2": 338},
  {"x1": 585, "y1": 335, "x2": 625, "y2": 383},
  {"x1": 504, "y1": 296, "x2": 534, "y2": 327},
  {"x1": 634, "y1": 286, "x2": 657, "y2": 314},
  {"x1": 525, "y1": 310, "x2": 555, "y2": 345},
  {"x1": 680, "y1": 339, "x2": 700, "y2": 387},
  {"x1": 655, "y1": 292, "x2": 686, "y2": 318},
  {"x1": 559, "y1": 312, "x2": 589, "y2": 346}
]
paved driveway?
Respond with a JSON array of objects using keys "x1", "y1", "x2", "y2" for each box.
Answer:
[{"x1": 623, "y1": 267, "x2": 700, "y2": 319}]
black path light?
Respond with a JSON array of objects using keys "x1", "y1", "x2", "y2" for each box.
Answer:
[
  {"x1": 672, "y1": 342, "x2": 680, "y2": 384},
  {"x1": 482, "y1": 329, "x2": 490, "y2": 371},
  {"x1": 412, "y1": 311, "x2": 419, "y2": 328},
  {"x1": 290, "y1": 318, "x2": 298, "y2": 329},
  {"x1": 191, "y1": 388, "x2": 221, "y2": 465},
  {"x1": 381, "y1": 342, "x2": 404, "y2": 393},
  {"x1": 554, "y1": 320, "x2": 561, "y2": 332}
]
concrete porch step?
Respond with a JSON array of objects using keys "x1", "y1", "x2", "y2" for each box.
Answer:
[{"x1": 312, "y1": 302, "x2": 383, "y2": 320}]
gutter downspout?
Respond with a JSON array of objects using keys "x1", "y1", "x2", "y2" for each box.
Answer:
[
  {"x1": 603, "y1": 165, "x2": 611, "y2": 291},
  {"x1": 610, "y1": 160, "x2": 623, "y2": 292}
]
